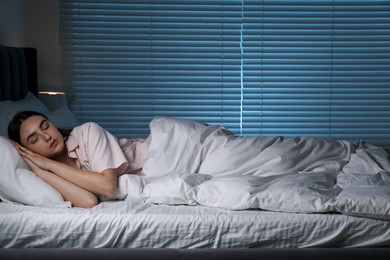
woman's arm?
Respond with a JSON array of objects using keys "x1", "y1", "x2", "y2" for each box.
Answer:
[
  {"x1": 47, "y1": 161, "x2": 119, "y2": 198},
  {"x1": 16, "y1": 143, "x2": 120, "y2": 198},
  {"x1": 23, "y1": 157, "x2": 98, "y2": 208}
]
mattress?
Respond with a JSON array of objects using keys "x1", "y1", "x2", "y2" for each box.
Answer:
[{"x1": 1, "y1": 200, "x2": 390, "y2": 248}]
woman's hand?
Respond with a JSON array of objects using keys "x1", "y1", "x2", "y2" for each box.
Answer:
[
  {"x1": 22, "y1": 156, "x2": 42, "y2": 174},
  {"x1": 14, "y1": 142, "x2": 54, "y2": 172},
  {"x1": 12, "y1": 142, "x2": 98, "y2": 208}
]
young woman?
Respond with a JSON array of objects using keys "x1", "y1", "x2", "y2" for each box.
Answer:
[{"x1": 8, "y1": 111, "x2": 150, "y2": 208}]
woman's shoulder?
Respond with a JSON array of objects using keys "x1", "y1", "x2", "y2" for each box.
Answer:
[
  {"x1": 67, "y1": 122, "x2": 106, "y2": 147},
  {"x1": 74, "y1": 121, "x2": 102, "y2": 130},
  {"x1": 70, "y1": 122, "x2": 105, "y2": 136}
]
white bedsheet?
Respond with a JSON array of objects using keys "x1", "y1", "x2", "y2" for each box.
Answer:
[{"x1": 1, "y1": 200, "x2": 390, "y2": 248}]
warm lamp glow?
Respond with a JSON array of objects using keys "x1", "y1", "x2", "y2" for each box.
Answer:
[{"x1": 39, "y1": 91, "x2": 65, "y2": 95}]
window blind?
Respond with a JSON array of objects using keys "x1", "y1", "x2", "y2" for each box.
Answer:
[{"x1": 59, "y1": 0, "x2": 390, "y2": 146}]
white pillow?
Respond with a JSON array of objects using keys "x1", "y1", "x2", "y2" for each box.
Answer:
[
  {"x1": 0, "y1": 136, "x2": 71, "y2": 207},
  {"x1": 0, "y1": 92, "x2": 50, "y2": 121}
]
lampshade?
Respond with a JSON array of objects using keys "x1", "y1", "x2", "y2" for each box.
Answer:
[{"x1": 38, "y1": 91, "x2": 67, "y2": 111}]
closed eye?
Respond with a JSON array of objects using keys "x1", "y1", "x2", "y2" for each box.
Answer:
[
  {"x1": 26, "y1": 119, "x2": 49, "y2": 144},
  {"x1": 41, "y1": 120, "x2": 49, "y2": 130},
  {"x1": 30, "y1": 136, "x2": 38, "y2": 144}
]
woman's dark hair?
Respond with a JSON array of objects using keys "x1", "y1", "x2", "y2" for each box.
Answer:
[{"x1": 8, "y1": 111, "x2": 72, "y2": 144}]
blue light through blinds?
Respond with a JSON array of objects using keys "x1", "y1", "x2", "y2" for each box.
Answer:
[{"x1": 59, "y1": 0, "x2": 390, "y2": 146}]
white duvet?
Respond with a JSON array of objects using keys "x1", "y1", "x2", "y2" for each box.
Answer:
[{"x1": 115, "y1": 117, "x2": 390, "y2": 221}]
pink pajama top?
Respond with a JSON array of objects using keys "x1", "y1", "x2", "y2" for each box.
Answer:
[{"x1": 66, "y1": 122, "x2": 150, "y2": 175}]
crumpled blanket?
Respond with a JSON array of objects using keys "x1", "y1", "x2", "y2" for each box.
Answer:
[{"x1": 117, "y1": 116, "x2": 390, "y2": 220}]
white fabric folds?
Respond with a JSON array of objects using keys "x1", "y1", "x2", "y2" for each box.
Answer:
[{"x1": 130, "y1": 116, "x2": 390, "y2": 220}]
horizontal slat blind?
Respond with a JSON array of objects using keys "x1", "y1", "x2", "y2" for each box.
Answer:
[
  {"x1": 329, "y1": 1, "x2": 390, "y2": 144},
  {"x1": 60, "y1": 0, "x2": 242, "y2": 136},
  {"x1": 60, "y1": 0, "x2": 390, "y2": 145}
]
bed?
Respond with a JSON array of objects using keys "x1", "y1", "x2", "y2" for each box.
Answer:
[{"x1": 1, "y1": 45, "x2": 390, "y2": 259}]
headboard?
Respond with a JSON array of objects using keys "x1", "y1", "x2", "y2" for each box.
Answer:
[{"x1": 0, "y1": 46, "x2": 38, "y2": 101}]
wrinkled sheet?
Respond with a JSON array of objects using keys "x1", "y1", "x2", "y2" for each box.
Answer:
[
  {"x1": 117, "y1": 117, "x2": 390, "y2": 220},
  {"x1": 1, "y1": 200, "x2": 390, "y2": 248}
]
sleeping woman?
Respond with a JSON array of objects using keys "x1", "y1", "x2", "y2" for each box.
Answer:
[{"x1": 8, "y1": 111, "x2": 150, "y2": 208}]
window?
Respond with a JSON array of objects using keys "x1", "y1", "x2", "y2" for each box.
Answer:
[{"x1": 60, "y1": 0, "x2": 390, "y2": 145}]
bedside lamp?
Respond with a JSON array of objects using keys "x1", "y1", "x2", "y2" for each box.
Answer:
[
  {"x1": 38, "y1": 91, "x2": 67, "y2": 111},
  {"x1": 38, "y1": 91, "x2": 79, "y2": 129}
]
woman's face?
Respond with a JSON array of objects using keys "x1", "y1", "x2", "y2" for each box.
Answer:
[{"x1": 19, "y1": 115, "x2": 65, "y2": 158}]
